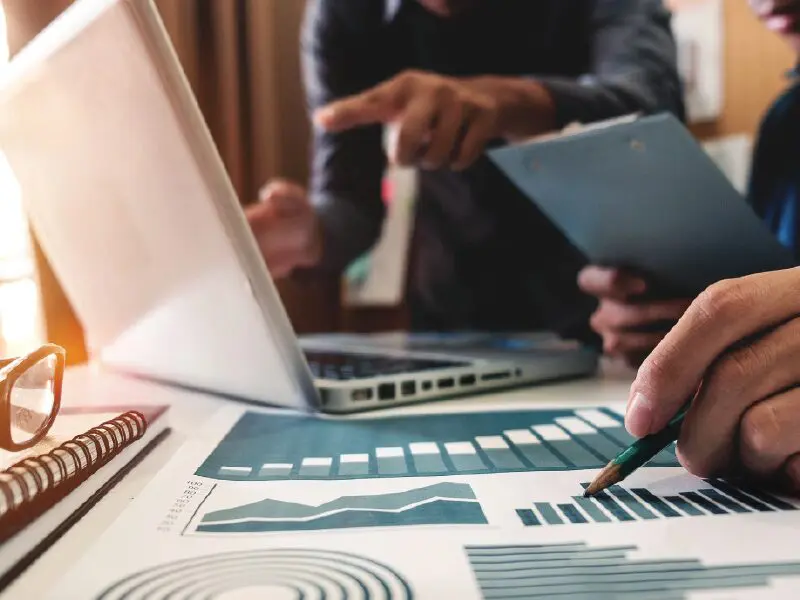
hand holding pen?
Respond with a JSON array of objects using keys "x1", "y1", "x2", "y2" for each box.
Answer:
[{"x1": 586, "y1": 270, "x2": 800, "y2": 496}]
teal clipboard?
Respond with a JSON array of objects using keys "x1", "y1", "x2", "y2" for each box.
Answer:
[{"x1": 488, "y1": 113, "x2": 795, "y2": 296}]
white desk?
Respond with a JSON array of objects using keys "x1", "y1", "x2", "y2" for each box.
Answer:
[{"x1": 2, "y1": 360, "x2": 634, "y2": 599}]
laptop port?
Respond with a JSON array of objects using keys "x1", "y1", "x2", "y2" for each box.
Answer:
[
  {"x1": 482, "y1": 371, "x2": 511, "y2": 382},
  {"x1": 401, "y1": 381, "x2": 416, "y2": 396},
  {"x1": 438, "y1": 377, "x2": 455, "y2": 389},
  {"x1": 459, "y1": 374, "x2": 476, "y2": 386},
  {"x1": 378, "y1": 383, "x2": 396, "y2": 401},
  {"x1": 351, "y1": 388, "x2": 373, "y2": 402},
  {"x1": 421, "y1": 381, "x2": 433, "y2": 391}
]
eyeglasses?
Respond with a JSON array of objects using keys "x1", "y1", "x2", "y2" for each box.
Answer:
[{"x1": 0, "y1": 344, "x2": 65, "y2": 451}]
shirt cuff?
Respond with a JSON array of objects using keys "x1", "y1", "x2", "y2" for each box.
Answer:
[{"x1": 311, "y1": 195, "x2": 384, "y2": 274}]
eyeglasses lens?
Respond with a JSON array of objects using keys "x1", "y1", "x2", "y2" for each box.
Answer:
[{"x1": 9, "y1": 355, "x2": 57, "y2": 444}]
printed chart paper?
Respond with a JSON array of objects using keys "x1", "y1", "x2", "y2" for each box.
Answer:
[{"x1": 48, "y1": 404, "x2": 800, "y2": 599}]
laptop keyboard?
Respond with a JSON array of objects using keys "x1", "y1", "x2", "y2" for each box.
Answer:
[{"x1": 304, "y1": 350, "x2": 467, "y2": 381}]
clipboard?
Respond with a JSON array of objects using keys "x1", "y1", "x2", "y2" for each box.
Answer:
[{"x1": 488, "y1": 113, "x2": 795, "y2": 296}]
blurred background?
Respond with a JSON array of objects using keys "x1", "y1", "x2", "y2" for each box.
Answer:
[{"x1": 0, "y1": 0, "x2": 794, "y2": 365}]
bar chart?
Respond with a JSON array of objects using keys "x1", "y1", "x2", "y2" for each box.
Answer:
[
  {"x1": 196, "y1": 408, "x2": 679, "y2": 481},
  {"x1": 466, "y1": 542, "x2": 800, "y2": 599},
  {"x1": 515, "y1": 479, "x2": 798, "y2": 527}
]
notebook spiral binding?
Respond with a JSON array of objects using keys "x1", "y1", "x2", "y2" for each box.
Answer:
[{"x1": 0, "y1": 411, "x2": 147, "y2": 541}]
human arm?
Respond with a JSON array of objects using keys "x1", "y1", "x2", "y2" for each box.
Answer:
[
  {"x1": 537, "y1": 0, "x2": 684, "y2": 128},
  {"x1": 315, "y1": 0, "x2": 684, "y2": 170},
  {"x1": 627, "y1": 268, "x2": 800, "y2": 492}
]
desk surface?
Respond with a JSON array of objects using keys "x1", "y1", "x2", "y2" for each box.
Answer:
[{"x1": 2, "y1": 360, "x2": 634, "y2": 598}]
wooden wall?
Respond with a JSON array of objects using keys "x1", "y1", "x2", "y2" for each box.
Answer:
[{"x1": 691, "y1": 1, "x2": 795, "y2": 141}]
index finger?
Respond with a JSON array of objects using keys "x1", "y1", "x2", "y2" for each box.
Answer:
[
  {"x1": 577, "y1": 266, "x2": 647, "y2": 301},
  {"x1": 314, "y1": 82, "x2": 400, "y2": 133},
  {"x1": 629, "y1": 268, "x2": 800, "y2": 437}
]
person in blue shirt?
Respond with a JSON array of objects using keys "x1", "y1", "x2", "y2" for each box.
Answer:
[{"x1": 583, "y1": 0, "x2": 800, "y2": 494}]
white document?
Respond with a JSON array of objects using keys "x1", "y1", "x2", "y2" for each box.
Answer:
[
  {"x1": 342, "y1": 166, "x2": 417, "y2": 307},
  {"x1": 48, "y1": 403, "x2": 800, "y2": 599}
]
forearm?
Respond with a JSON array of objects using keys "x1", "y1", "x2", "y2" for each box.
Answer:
[{"x1": 465, "y1": 76, "x2": 558, "y2": 141}]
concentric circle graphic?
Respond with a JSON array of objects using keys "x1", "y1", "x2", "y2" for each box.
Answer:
[{"x1": 95, "y1": 548, "x2": 414, "y2": 599}]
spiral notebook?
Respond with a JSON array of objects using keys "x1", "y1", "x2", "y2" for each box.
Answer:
[{"x1": 0, "y1": 404, "x2": 170, "y2": 588}]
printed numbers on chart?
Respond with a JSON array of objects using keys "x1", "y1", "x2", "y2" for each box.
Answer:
[{"x1": 156, "y1": 479, "x2": 209, "y2": 534}]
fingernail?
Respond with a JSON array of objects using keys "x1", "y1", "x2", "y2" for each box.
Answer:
[
  {"x1": 314, "y1": 108, "x2": 334, "y2": 125},
  {"x1": 626, "y1": 392, "x2": 653, "y2": 437}
]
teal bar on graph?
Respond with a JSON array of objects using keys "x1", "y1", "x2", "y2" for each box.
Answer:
[
  {"x1": 337, "y1": 462, "x2": 369, "y2": 476},
  {"x1": 572, "y1": 496, "x2": 611, "y2": 523},
  {"x1": 573, "y1": 432, "x2": 624, "y2": 462},
  {"x1": 447, "y1": 453, "x2": 488, "y2": 472},
  {"x1": 481, "y1": 448, "x2": 524, "y2": 470},
  {"x1": 609, "y1": 486, "x2": 657, "y2": 520},
  {"x1": 706, "y1": 480, "x2": 775, "y2": 512},
  {"x1": 545, "y1": 439, "x2": 600, "y2": 468},
  {"x1": 699, "y1": 489, "x2": 750, "y2": 514},
  {"x1": 411, "y1": 454, "x2": 447, "y2": 474},
  {"x1": 535, "y1": 503, "x2": 563, "y2": 525},
  {"x1": 377, "y1": 456, "x2": 407, "y2": 475},
  {"x1": 513, "y1": 443, "x2": 565, "y2": 468},
  {"x1": 298, "y1": 464, "x2": 331, "y2": 477}
]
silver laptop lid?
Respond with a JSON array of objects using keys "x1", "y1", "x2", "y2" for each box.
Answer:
[{"x1": 0, "y1": 0, "x2": 319, "y2": 409}]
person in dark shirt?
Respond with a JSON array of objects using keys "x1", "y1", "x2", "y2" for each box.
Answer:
[
  {"x1": 581, "y1": 0, "x2": 800, "y2": 367},
  {"x1": 591, "y1": 1, "x2": 800, "y2": 493},
  {"x1": 247, "y1": 0, "x2": 684, "y2": 341}
]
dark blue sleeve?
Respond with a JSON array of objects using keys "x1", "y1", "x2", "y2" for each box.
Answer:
[
  {"x1": 538, "y1": 0, "x2": 685, "y2": 127},
  {"x1": 301, "y1": 0, "x2": 389, "y2": 273}
]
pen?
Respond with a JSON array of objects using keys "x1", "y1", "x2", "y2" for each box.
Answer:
[{"x1": 583, "y1": 400, "x2": 692, "y2": 497}]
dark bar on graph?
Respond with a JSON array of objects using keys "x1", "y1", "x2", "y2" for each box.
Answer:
[
  {"x1": 664, "y1": 495, "x2": 704, "y2": 516},
  {"x1": 546, "y1": 440, "x2": 601, "y2": 468},
  {"x1": 631, "y1": 489, "x2": 681, "y2": 517},
  {"x1": 516, "y1": 508, "x2": 540, "y2": 527},
  {"x1": 574, "y1": 433, "x2": 624, "y2": 462},
  {"x1": 535, "y1": 503, "x2": 563, "y2": 525},
  {"x1": 450, "y1": 455, "x2": 487, "y2": 472},
  {"x1": 411, "y1": 454, "x2": 447, "y2": 474},
  {"x1": 682, "y1": 491, "x2": 726, "y2": 515},
  {"x1": 705, "y1": 480, "x2": 775, "y2": 512},
  {"x1": 558, "y1": 504, "x2": 587, "y2": 524},
  {"x1": 698, "y1": 489, "x2": 750, "y2": 514},
  {"x1": 734, "y1": 485, "x2": 798, "y2": 511},
  {"x1": 592, "y1": 491, "x2": 635, "y2": 522},
  {"x1": 572, "y1": 496, "x2": 611, "y2": 523},
  {"x1": 609, "y1": 486, "x2": 657, "y2": 520}
]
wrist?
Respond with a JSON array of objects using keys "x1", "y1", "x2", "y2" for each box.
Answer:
[{"x1": 466, "y1": 76, "x2": 557, "y2": 140}]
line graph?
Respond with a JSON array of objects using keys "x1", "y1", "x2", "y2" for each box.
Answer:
[
  {"x1": 195, "y1": 482, "x2": 487, "y2": 533},
  {"x1": 196, "y1": 408, "x2": 678, "y2": 481}
]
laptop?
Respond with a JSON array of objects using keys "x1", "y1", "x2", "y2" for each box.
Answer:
[{"x1": 0, "y1": 0, "x2": 598, "y2": 413}]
